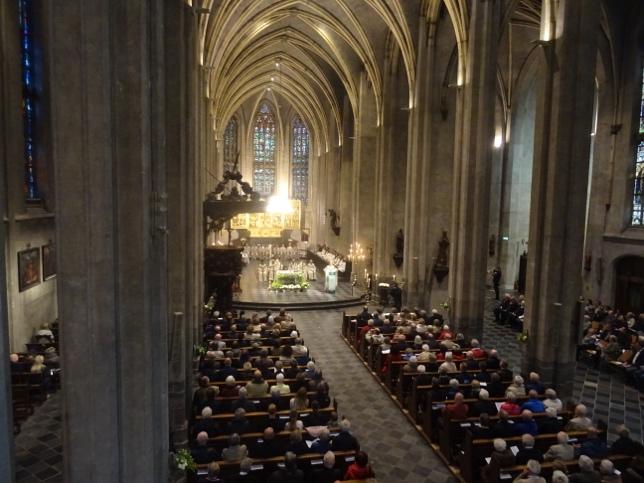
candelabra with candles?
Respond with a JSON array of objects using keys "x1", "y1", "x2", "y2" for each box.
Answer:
[{"x1": 348, "y1": 242, "x2": 369, "y2": 299}]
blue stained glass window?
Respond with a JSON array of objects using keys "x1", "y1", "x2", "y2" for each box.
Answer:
[
  {"x1": 634, "y1": 67, "x2": 644, "y2": 225},
  {"x1": 291, "y1": 116, "x2": 309, "y2": 203},
  {"x1": 253, "y1": 103, "x2": 276, "y2": 196},
  {"x1": 223, "y1": 118, "x2": 238, "y2": 174},
  {"x1": 633, "y1": 141, "x2": 644, "y2": 225},
  {"x1": 19, "y1": 0, "x2": 40, "y2": 200}
]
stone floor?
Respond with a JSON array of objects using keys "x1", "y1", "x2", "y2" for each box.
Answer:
[
  {"x1": 14, "y1": 394, "x2": 62, "y2": 483},
  {"x1": 12, "y1": 295, "x2": 644, "y2": 482},
  {"x1": 235, "y1": 260, "x2": 357, "y2": 304}
]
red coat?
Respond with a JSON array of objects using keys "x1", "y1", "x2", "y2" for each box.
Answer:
[
  {"x1": 444, "y1": 402, "x2": 469, "y2": 420},
  {"x1": 345, "y1": 463, "x2": 375, "y2": 480},
  {"x1": 471, "y1": 348, "x2": 487, "y2": 359}
]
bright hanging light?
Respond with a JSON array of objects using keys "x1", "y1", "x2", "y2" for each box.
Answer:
[
  {"x1": 493, "y1": 133, "x2": 503, "y2": 149},
  {"x1": 266, "y1": 194, "x2": 294, "y2": 214}
]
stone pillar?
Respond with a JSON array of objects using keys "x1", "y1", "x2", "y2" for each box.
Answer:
[
  {"x1": 351, "y1": 72, "x2": 378, "y2": 268},
  {"x1": 338, "y1": 96, "x2": 354, "y2": 253},
  {"x1": 449, "y1": 0, "x2": 501, "y2": 339},
  {"x1": 49, "y1": 1, "x2": 169, "y2": 481},
  {"x1": 403, "y1": 17, "x2": 428, "y2": 306},
  {"x1": 186, "y1": 9, "x2": 200, "y2": 415},
  {"x1": 523, "y1": 0, "x2": 599, "y2": 392},
  {"x1": 165, "y1": 1, "x2": 191, "y2": 450},
  {"x1": 0, "y1": 3, "x2": 15, "y2": 475}
]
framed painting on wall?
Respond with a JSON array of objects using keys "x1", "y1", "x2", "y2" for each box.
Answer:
[
  {"x1": 42, "y1": 243, "x2": 56, "y2": 280},
  {"x1": 18, "y1": 247, "x2": 41, "y2": 292}
]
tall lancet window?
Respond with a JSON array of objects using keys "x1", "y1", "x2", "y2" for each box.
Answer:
[
  {"x1": 253, "y1": 103, "x2": 276, "y2": 196},
  {"x1": 19, "y1": 0, "x2": 40, "y2": 200},
  {"x1": 291, "y1": 116, "x2": 309, "y2": 203},
  {"x1": 633, "y1": 66, "x2": 644, "y2": 225},
  {"x1": 223, "y1": 117, "x2": 238, "y2": 173}
]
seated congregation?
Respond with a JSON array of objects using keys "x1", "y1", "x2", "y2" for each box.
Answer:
[
  {"x1": 576, "y1": 301, "x2": 644, "y2": 391},
  {"x1": 191, "y1": 309, "x2": 374, "y2": 482},
  {"x1": 8, "y1": 321, "x2": 61, "y2": 431},
  {"x1": 342, "y1": 306, "x2": 644, "y2": 482}
]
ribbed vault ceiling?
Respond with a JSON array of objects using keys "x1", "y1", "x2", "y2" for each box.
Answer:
[{"x1": 200, "y1": 0, "x2": 417, "y2": 152}]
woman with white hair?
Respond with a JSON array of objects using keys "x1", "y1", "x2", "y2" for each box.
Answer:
[
  {"x1": 513, "y1": 459, "x2": 546, "y2": 483},
  {"x1": 417, "y1": 344, "x2": 432, "y2": 362},
  {"x1": 482, "y1": 438, "x2": 516, "y2": 481},
  {"x1": 30, "y1": 355, "x2": 46, "y2": 374},
  {"x1": 600, "y1": 459, "x2": 623, "y2": 483},
  {"x1": 508, "y1": 375, "x2": 526, "y2": 397},
  {"x1": 551, "y1": 470, "x2": 569, "y2": 483},
  {"x1": 272, "y1": 372, "x2": 291, "y2": 395},
  {"x1": 543, "y1": 388, "x2": 563, "y2": 412}
]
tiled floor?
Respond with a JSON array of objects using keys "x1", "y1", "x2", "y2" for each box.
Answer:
[
  {"x1": 480, "y1": 291, "x2": 644, "y2": 444},
  {"x1": 14, "y1": 394, "x2": 62, "y2": 483},
  {"x1": 12, "y1": 294, "x2": 644, "y2": 482}
]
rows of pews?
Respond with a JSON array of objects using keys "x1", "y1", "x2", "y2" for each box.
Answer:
[
  {"x1": 189, "y1": 311, "x2": 362, "y2": 482},
  {"x1": 341, "y1": 311, "x2": 636, "y2": 482}
]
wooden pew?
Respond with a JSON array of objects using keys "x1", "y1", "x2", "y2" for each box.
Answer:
[
  {"x1": 486, "y1": 454, "x2": 632, "y2": 483},
  {"x1": 460, "y1": 429, "x2": 605, "y2": 483},
  {"x1": 195, "y1": 450, "x2": 358, "y2": 480},
  {"x1": 194, "y1": 406, "x2": 337, "y2": 435},
  {"x1": 438, "y1": 410, "x2": 571, "y2": 464}
]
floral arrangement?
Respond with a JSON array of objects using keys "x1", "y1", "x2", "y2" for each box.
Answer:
[
  {"x1": 270, "y1": 272, "x2": 310, "y2": 291},
  {"x1": 175, "y1": 449, "x2": 196, "y2": 472},
  {"x1": 193, "y1": 344, "x2": 207, "y2": 357},
  {"x1": 441, "y1": 299, "x2": 450, "y2": 310}
]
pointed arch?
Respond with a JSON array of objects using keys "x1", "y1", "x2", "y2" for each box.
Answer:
[
  {"x1": 223, "y1": 116, "x2": 239, "y2": 173},
  {"x1": 291, "y1": 115, "x2": 310, "y2": 202},
  {"x1": 252, "y1": 101, "x2": 278, "y2": 196}
]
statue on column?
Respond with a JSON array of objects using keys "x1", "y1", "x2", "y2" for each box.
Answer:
[
  {"x1": 433, "y1": 231, "x2": 450, "y2": 284},
  {"x1": 393, "y1": 228, "x2": 404, "y2": 268}
]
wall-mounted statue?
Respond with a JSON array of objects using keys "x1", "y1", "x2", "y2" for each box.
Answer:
[
  {"x1": 433, "y1": 230, "x2": 450, "y2": 284},
  {"x1": 392, "y1": 228, "x2": 404, "y2": 268},
  {"x1": 328, "y1": 209, "x2": 340, "y2": 236}
]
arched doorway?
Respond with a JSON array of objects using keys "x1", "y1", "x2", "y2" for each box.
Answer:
[{"x1": 615, "y1": 256, "x2": 644, "y2": 313}]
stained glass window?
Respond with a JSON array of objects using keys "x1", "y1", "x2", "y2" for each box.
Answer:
[
  {"x1": 253, "y1": 103, "x2": 276, "y2": 196},
  {"x1": 633, "y1": 67, "x2": 644, "y2": 225},
  {"x1": 291, "y1": 116, "x2": 309, "y2": 203},
  {"x1": 19, "y1": 0, "x2": 39, "y2": 200},
  {"x1": 223, "y1": 117, "x2": 238, "y2": 173}
]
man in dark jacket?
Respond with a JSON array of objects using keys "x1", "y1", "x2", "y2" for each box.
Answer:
[
  {"x1": 331, "y1": 419, "x2": 359, "y2": 451},
  {"x1": 252, "y1": 428, "x2": 281, "y2": 459},
  {"x1": 312, "y1": 451, "x2": 343, "y2": 483},
  {"x1": 515, "y1": 434, "x2": 544, "y2": 465},
  {"x1": 267, "y1": 452, "x2": 304, "y2": 483}
]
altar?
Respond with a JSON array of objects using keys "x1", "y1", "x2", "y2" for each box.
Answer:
[{"x1": 270, "y1": 269, "x2": 309, "y2": 291}]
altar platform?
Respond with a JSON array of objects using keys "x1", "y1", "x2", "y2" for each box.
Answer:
[{"x1": 232, "y1": 260, "x2": 362, "y2": 311}]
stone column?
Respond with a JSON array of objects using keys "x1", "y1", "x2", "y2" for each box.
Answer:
[
  {"x1": 165, "y1": 1, "x2": 192, "y2": 450},
  {"x1": 0, "y1": 2, "x2": 15, "y2": 475},
  {"x1": 523, "y1": 0, "x2": 599, "y2": 392},
  {"x1": 49, "y1": 1, "x2": 169, "y2": 481},
  {"x1": 373, "y1": 48, "x2": 397, "y2": 279},
  {"x1": 351, "y1": 72, "x2": 378, "y2": 268},
  {"x1": 186, "y1": 8, "x2": 201, "y2": 414},
  {"x1": 0, "y1": 0, "x2": 20, "y2": 476},
  {"x1": 402, "y1": 17, "x2": 428, "y2": 306},
  {"x1": 449, "y1": 0, "x2": 500, "y2": 339}
]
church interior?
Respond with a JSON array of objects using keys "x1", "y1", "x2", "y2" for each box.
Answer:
[{"x1": 0, "y1": 0, "x2": 643, "y2": 482}]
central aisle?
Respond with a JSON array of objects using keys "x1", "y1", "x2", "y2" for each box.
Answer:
[{"x1": 293, "y1": 308, "x2": 454, "y2": 483}]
